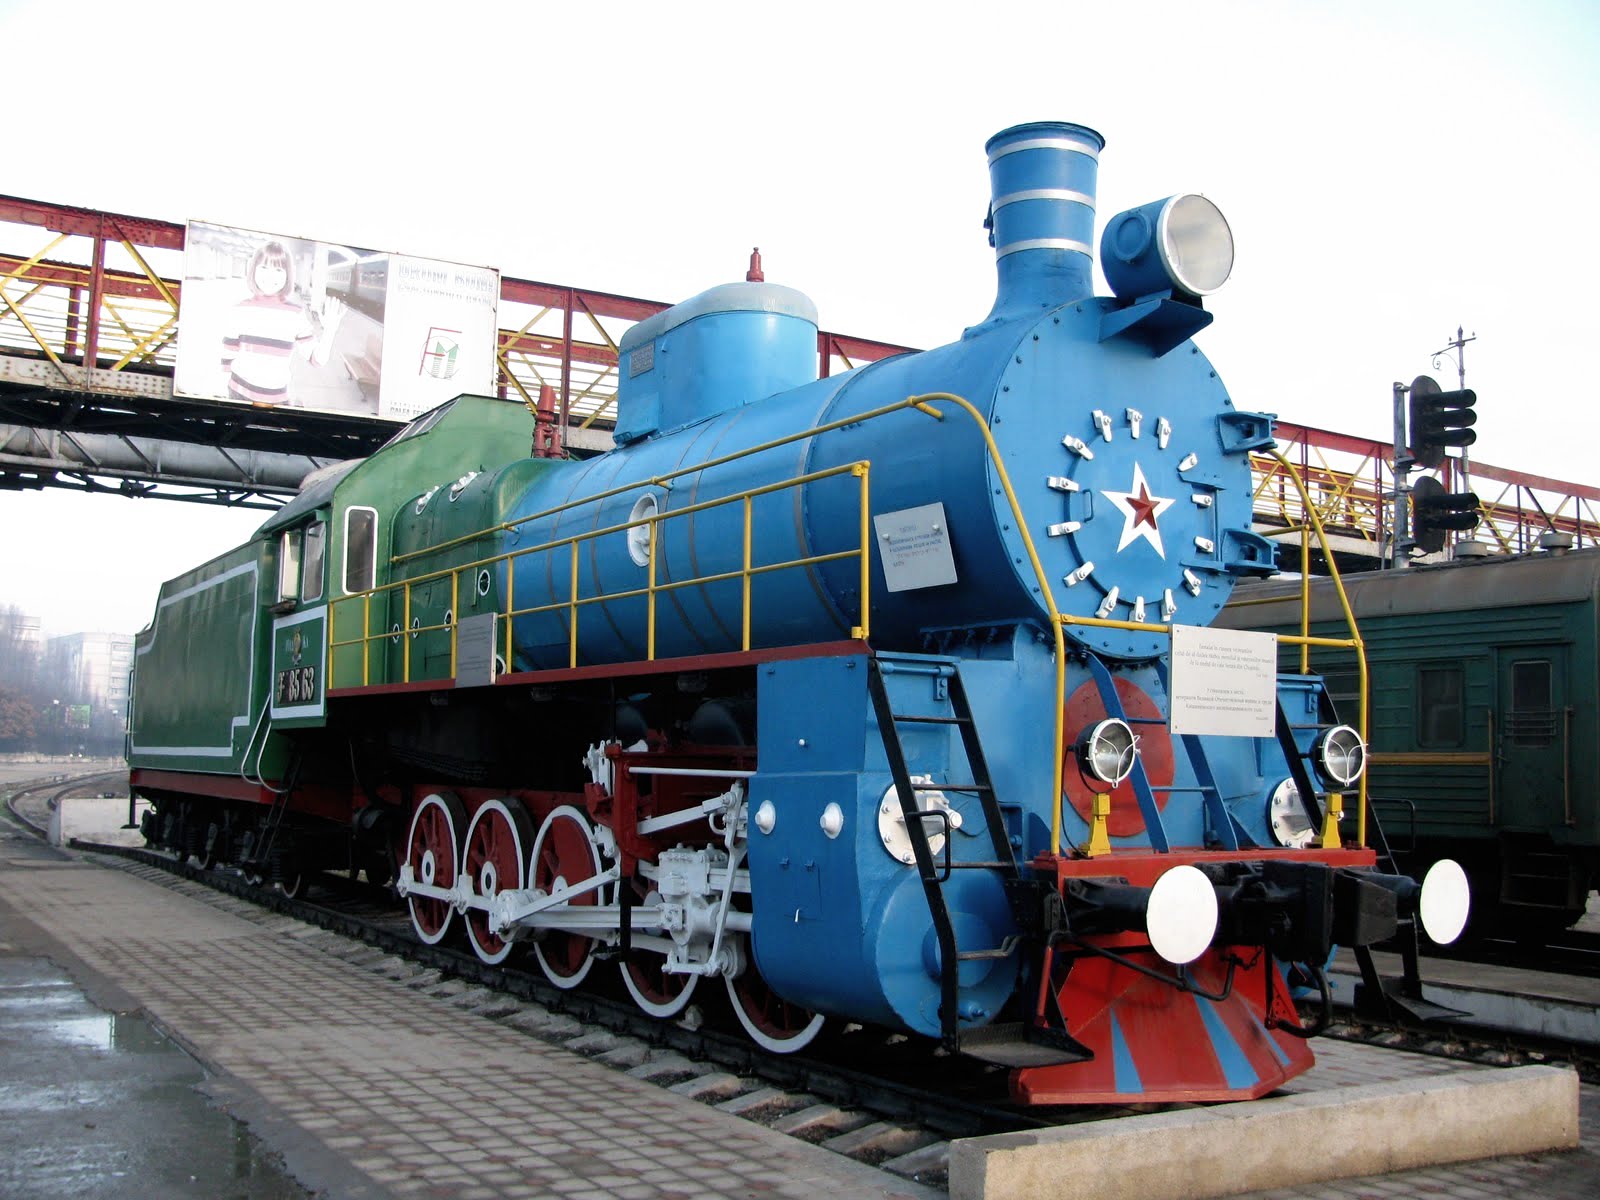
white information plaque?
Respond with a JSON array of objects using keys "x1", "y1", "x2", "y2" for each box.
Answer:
[
  {"x1": 454, "y1": 612, "x2": 499, "y2": 688},
  {"x1": 1169, "y1": 624, "x2": 1278, "y2": 737},
  {"x1": 873, "y1": 502, "x2": 958, "y2": 592}
]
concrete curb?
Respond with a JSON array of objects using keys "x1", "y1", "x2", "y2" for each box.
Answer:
[{"x1": 948, "y1": 1064, "x2": 1580, "y2": 1200}]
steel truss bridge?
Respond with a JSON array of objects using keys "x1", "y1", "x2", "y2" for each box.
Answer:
[{"x1": 3, "y1": 195, "x2": 1595, "y2": 567}]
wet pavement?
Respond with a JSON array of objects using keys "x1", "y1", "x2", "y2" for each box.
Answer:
[{"x1": 0, "y1": 794, "x2": 312, "y2": 1200}]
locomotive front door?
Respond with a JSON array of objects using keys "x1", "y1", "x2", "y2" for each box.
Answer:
[{"x1": 1494, "y1": 645, "x2": 1569, "y2": 833}]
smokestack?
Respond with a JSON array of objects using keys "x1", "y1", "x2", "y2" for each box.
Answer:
[{"x1": 977, "y1": 121, "x2": 1104, "y2": 329}]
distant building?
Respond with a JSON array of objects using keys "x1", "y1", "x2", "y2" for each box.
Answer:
[{"x1": 47, "y1": 631, "x2": 135, "y2": 718}]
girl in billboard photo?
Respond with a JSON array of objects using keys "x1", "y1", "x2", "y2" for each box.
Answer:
[{"x1": 220, "y1": 241, "x2": 328, "y2": 405}]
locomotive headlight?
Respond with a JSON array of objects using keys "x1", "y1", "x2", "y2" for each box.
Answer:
[
  {"x1": 1314, "y1": 725, "x2": 1366, "y2": 788},
  {"x1": 1076, "y1": 718, "x2": 1138, "y2": 787},
  {"x1": 1101, "y1": 194, "x2": 1234, "y2": 299},
  {"x1": 1159, "y1": 194, "x2": 1233, "y2": 295},
  {"x1": 1266, "y1": 778, "x2": 1317, "y2": 849}
]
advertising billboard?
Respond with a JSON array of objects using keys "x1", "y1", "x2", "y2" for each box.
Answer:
[{"x1": 174, "y1": 221, "x2": 500, "y2": 422}]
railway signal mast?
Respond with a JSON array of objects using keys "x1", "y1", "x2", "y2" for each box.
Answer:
[{"x1": 1389, "y1": 327, "x2": 1481, "y2": 567}]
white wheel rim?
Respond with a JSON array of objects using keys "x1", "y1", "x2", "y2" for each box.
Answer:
[
  {"x1": 462, "y1": 798, "x2": 530, "y2": 966},
  {"x1": 530, "y1": 804, "x2": 604, "y2": 989},
  {"x1": 620, "y1": 912, "x2": 700, "y2": 1020},
  {"x1": 622, "y1": 961, "x2": 700, "y2": 1019},
  {"x1": 723, "y1": 955, "x2": 825, "y2": 1053},
  {"x1": 406, "y1": 793, "x2": 463, "y2": 946}
]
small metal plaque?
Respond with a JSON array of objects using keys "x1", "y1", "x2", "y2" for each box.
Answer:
[
  {"x1": 455, "y1": 612, "x2": 499, "y2": 687},
  {"x1": 874, "y1": 502, "x2": 958, "y2": 593},
  {"x1": 628, "y1": 342, "x2": 655, "y2": 377},
  {"x1": 1169, "y1": 624, "x2": 1277, "y2": 737}
]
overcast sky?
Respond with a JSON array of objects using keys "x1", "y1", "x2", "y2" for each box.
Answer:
[{"x1": 3, "y1": 0, "x2": 1597, "y2": 635}]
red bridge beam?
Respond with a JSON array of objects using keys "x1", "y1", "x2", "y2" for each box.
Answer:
[
  {"x1": 3, "y1": 195, "x2": 917, "y2": 410},
  {"x1": 0, "y1": 195, "x2": 186, "y2": 251}
]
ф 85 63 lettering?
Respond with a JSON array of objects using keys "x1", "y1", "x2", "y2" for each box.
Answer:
[{"x1": 275, "y1": 666, "x2": 317, "y2": 706}]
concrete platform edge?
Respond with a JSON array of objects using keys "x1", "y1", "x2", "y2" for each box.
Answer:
[{"x1": 946, "y1": 1064, "x2": 1581, "y2": 1200}]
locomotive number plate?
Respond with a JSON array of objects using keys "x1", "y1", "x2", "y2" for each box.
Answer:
[{"x1": 275, "y1": 665, "x2": 318, "y2": 706}]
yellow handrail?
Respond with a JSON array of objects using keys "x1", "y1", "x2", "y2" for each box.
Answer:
[
  {"x1": 328, "y1": 459, "x2": 879, "y2": 682},
  {"x1": 899, "y1": 393, "x2": 1071, "y2": 855},
  {"x1": 1264, "y1": 449, "x2": 1370, "y2": 847},
  {"x1": 1050, "y1": 455, "x2": 1370, "y2": 849}
]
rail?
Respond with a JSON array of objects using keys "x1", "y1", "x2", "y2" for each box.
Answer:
[{"x1": 1257, "y1": 421, "x2": 1600, "y2": 557}]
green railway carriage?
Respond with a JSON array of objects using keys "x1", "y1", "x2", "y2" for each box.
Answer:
[
  {"x1": 128, "y1": 394, "x2": 546, "y2": 876},
  {"x1": 1220, "y1": 547, "x2": 1600, "y2": 933}
]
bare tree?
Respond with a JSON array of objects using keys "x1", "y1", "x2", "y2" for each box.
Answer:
[{"x1": 0, "y1": 605, "x2": 42, "y2": 693}]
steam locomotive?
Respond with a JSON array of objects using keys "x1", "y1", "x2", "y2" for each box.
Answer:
[{"x1": 129, "y1": 121, "x2": 1469, "y2": 1104}]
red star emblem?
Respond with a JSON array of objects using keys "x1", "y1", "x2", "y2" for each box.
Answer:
[
  {"x1": 1101, "y1": 462, "x2": 1177, "y2": 557},
  {"x1": 1127, "y1": 481, "x2": 1162, "y2": 529}
]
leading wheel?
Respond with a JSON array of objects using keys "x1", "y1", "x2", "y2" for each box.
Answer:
[
  {"x1": 530, "y1": 805, "x2": 606, "y2": 989},
  {"x1": 462, "y1": 798, "x2": 534, "y2": 965},
  {"x1": 406, "y1": 792, "x2": 466, "y2": 945},
  {"x1": 725, "y1": 946, "x2": 825, "y2": 1053}
]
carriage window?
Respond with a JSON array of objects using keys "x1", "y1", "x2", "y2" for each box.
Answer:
[
  {"x1": 277, "y1": 530, "x2": 301, "y2": 603},
  {"x1": 343, "y1": 507, "x2": 378, "y2": 594},
  {"x1": 302, "y1": 521, "x2": 326, "y2": 603},
  {"x1": 1417, "y1": 664, "x2": 1464, "y2": 748},
  {"x1": 1508, "y1": 660, "x2": 1555, "y2": 748}
]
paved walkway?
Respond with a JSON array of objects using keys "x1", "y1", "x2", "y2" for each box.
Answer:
[
  {"x1": 1, "y1": 794, "x2": 1595, "y2": 1200},
  {"x1": 0, "y1": 839, "x2": 936, "y2": 1200}
]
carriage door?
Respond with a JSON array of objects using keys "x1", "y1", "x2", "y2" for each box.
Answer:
[{"x1": 1494, "y1": 646, "x2": 1569, "y2": 832}]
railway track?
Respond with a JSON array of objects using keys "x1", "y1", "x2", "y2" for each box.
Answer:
[
  {"x1": 64, "y1": 840, "x2": 1089, "y2": 1190},
  {"x1": 11, "y1": 775, "x2": 1595, "y2": 1182},
  {"x1": 3, "y1": 770, "x2": 128, "y2": 838}
]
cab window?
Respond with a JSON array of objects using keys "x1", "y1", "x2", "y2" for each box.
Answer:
[
  {"x1": 277, "y1": 531, "x2": 302, "y2": 603},
  {"x1": 343, "y1": 507, "x2": 378, "y2": 594},
  {"x1": 302, "y1": 521, "x2": 326, "y2": 602}
]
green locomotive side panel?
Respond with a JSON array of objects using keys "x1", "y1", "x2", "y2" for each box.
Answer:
[{"x1": 129, "y1": 541, "x2": 274, "y2": 775}]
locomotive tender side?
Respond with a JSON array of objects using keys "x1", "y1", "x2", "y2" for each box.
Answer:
[{"x1": 130, "y1": 120, "x2": 1469, "y2": 1105}]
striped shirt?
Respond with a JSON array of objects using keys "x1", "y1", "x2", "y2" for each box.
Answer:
[{"x1": 222, "y1": 296, "x2": 314, "y2": 404}]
